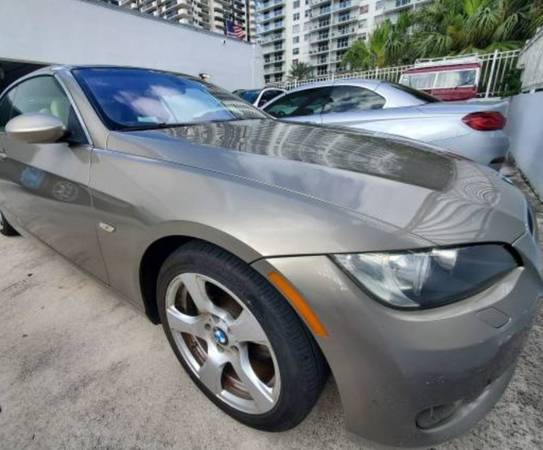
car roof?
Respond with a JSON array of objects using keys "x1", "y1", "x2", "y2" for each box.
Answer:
[
  {"x1": 28, "y1": 64, "x2": 197, "y2": 79},
  {"x1": 284, "y1": 78, "x2": 384, "y2": 94}
]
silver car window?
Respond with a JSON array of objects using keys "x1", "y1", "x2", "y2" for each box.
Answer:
[{"x1": 324, "y1": 86, "x2": 386, "y2": 113}]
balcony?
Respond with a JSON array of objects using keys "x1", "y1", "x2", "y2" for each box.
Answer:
[
  {"x1": 333, "y1": 14, "x2": 357, "y2": 24},
  {"x1": 330, "y1": 26, "x2": 356, "y2": 37},
  {"x1": 262, "y1": 45, "x2": 284, "y2": 54},
  {"x1": 264, "y1": 65, "x2": 284, "y2": 75},
  {"x1": 312, "y1": 6, "x2": 332, "y2": 19},
  {"x1": 257, "y1": 9, "x2": 284, "y2": 23},
  {"x1": 309, "y1": 32, "x2": 330, "y2": 43},
  {"x1": 310, "y1": 0, "x2": 331, "y2": 7},
  {"x1": 256, "y1": 0, "x2": 284, "y2": 13},
  {"x1": 310, "y1": 20, "x2": 331, "y2": 31},
  {"x1": 263, "y1": 56, "x2": 285, "y2": 65},
  {"x1": 259, "y1": 32, "x2": 284, "y2": 45},
  {"x1": 309, "y1": 46, "x2": 330, "y2": 56},
  {"x1": 258, "y1": 21, "x2": 285, "y2": 34}
]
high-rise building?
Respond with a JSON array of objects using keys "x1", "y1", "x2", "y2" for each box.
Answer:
[
  {"x1": 256, "y1": 0, "x2": 310, "y2": 84},
  {"x1": 257, "y1": 0, "x2": 434, "y2": 84},
  {"x1": 115, "y1": 0, "x2": 256, "y2": 42},
  {"x1": 374, "y1": 0, "x2": 433, "y2": 25}
]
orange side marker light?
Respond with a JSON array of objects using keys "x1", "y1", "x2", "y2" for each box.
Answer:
[{"x1": 268, "y1": 272, "x2": 328, "y2": 337}]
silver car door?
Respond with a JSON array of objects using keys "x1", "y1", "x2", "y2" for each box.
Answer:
[{"x1": 0, "y1": 75, "x2": 108, "y2": 282}]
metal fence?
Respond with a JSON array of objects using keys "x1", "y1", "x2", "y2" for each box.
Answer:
[{"x1": 270, "y1": 49, "x2": 521, "y2": 98}]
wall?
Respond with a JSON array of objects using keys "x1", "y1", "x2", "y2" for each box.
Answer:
[
  {"x1": 507, "y1": 28, "x2": 543, "y2": 199},
  {"x1": 517, "y1": 27, "x2": 543, "y2": 93},
  {"x1": 0, "y1": 0, "x2": 263, "y2": 90},
  {"x1": 507, "y1": 91, "x2": 543, "y2": 199}
]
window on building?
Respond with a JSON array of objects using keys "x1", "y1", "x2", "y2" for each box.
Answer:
[
  {"x1": 337, "y1": 37, "x2": 349, "y2": 48},
  {"x1": 305, "y1": 10, "x2": 311, "y2": 17},
  {"x1": 293, "y1": 36, "x2": 300, "y2": 44},
  {"x1": 359, "y1": 19, "x2": 367, "y2": 28},
  {"x1": 293, "y1": 48, "x2": 299, "y2": 55},
  {"x1": 323, "y1": 86, "x2": 386, "y2": 114},
  {"x1": 293, "y1": 24, "x2": 300, "y2": 33},
  {"x1": 304, "y1": 33, "x2": 310, "y2": 41},
  {"x1": 317, "y1": 66, "x2": 328, "y2": 75},
  {"x1": 376, "y1": 0, "x2": 384, "y2": 9},
  {"x1": 265, "y1": 75, "x2": 271, "y2": 84},
  {"x1": 293, "y1": 12, "x2": 300, "y2": 21},
  {"x1": 360, "y1": 4, "x2": 369, "y2": 13},
  {"x1": 293, "y1": 0, "x2": 300, "y2": 8}
]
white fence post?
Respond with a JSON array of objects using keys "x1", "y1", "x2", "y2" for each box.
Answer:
[{"x1": 485, "y1": 49, "x2": 500, "y2": 98}]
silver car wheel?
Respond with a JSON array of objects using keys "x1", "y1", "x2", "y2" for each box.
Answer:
[{"x1": 165, "y1": 272, "x2": 281, "y2": 414}]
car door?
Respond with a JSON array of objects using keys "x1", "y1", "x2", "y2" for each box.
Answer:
[
  {"x1": 0, "y1": 75, "x2": 108, "y2": 282},
  {"x1": 263, "y1": 87, "x2": 332, "y2": 124},
  {"x1": 319, "y1": 85, "x2": 387, "y2": 127}
]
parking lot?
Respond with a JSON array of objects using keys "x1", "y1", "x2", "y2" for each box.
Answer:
[{"x1": 0, "y1": 171, "x2": 541, "y2": 450}]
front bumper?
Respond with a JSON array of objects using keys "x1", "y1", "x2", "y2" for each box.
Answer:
[{"x1": 252, "y1": 233, "x2": 542, "y2": 447}]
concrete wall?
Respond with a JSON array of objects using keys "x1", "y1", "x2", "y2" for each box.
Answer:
[
  {"x1": 0, "y1": 0, "x2": 263, "y2": 90},
  {"x1": 507, "y1": 91, "x2": 543, "y2": 199}
]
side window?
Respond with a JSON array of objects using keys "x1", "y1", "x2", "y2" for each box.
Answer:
[
  {"x1": 264, "y1": 87, "x2": 331, "y2": 118},
  {"x1": 258, "y1": 90, "x2": 284, "y2": 107},
  {"x1": 324, "y1": 86, "x2": 386, "y2": 114},
  {"x1": 0, "y1": 89, "x2": 17, "y2": 132},
  {"x1": 10, "y1": 76, "x2": 86, "y2": 143}
]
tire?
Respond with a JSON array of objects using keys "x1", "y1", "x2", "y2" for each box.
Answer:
[
  {"x1": 0, "y1": 211, "x2": 19, "y2": 237},
  {"x1": 157, "y1": 241, "x2": 327, "y2": 432}
]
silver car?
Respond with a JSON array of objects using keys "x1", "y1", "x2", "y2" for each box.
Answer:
[
  {"x1": 263, "y1": 79, "x2": 509, "y2": 166},
  {"x1": 0, "y1": 66, "x2": 541, "y2": 447}
]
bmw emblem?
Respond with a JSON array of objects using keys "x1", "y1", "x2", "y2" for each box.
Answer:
[{"x1": 213, "y1": 327, "x2": 228, "y2": 346}]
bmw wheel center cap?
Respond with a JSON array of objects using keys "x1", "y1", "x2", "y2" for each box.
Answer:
[{"x1": 213, "y1": 327, "x2": 228, "y2": 346}]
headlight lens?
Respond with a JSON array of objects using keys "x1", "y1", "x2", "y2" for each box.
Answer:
[{"x1": 332, "y1": 245, "x2": 519, "y2": 309}]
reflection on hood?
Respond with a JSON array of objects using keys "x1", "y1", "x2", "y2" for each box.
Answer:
[{"x1": 157, "y1": 120, "x2": 455, "y2": 191}]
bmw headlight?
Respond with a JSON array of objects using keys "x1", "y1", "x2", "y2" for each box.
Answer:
[{"x1": 332, "y1": 245, "x2": 519, "y2": 309}]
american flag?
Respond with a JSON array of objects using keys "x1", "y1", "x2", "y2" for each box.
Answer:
[{"x1": 225, "y1": 20, "x2": 246, "y2": 40}]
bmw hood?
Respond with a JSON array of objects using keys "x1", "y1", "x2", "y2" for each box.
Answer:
[{"x1": 108, "y1": 119, "x2": 528, "y2": 245}]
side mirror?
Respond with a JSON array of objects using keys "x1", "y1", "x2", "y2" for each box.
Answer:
[{"x1": 5, "y1": 113, "x2": 66, "y2": 144}]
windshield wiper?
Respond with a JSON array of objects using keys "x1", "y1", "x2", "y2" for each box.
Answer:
[
  {"x1": 120, "y1": 117, "x2": 266, "y2": 132},
  {"x1": 120, "y1": 122, "x2": 194, "y2": 131}
]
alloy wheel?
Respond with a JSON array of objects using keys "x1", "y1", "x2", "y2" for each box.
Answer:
[{"x1": 165, "y1": 273, "x2": 281, "y2": 414}]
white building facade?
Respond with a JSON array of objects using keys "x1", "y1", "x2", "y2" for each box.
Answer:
[
  {"x1": 115, "y1": 0, "x2": 257, "y2": 42},
  {"x1": 257, "y1": 0, "x2": 433, "y2": 83}
]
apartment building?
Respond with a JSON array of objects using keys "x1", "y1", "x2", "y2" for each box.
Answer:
[
  {"x1": 115, "y1": 0, "x2": 257, "y2": 42},
  {"x1": 257, "y1": 0, "x2": 434, "y2": 83}
]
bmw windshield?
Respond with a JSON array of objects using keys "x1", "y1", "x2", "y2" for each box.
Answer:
[{"x1": 73, "y1": 67, "x2": 267, "y2": 131}]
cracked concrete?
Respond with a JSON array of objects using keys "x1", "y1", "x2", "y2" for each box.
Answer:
[{"x1": 0, "y1": 172, "x2": 542, "y2": 450}]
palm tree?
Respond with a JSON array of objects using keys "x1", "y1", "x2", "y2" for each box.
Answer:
[
  {"x1": 342, "y1": 0, "x2": 543, "y2": 69},
  {"x1": 341, "y1": 13, "x2": 413, "y2": 70},
  {"x1": 288, "y1": 62, "x2": 314, "y2": 81},
  {"x1": 411, "y1": 0, "x2": 543, "y2": 57}
]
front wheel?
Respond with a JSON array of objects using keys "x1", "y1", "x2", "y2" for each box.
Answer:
[
  {"x1": 0, "y1": 211, "x2": 19, "y2": 237},
  {"x1": 157, "y1": 241, "x2": 327, "y2": 431}
]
